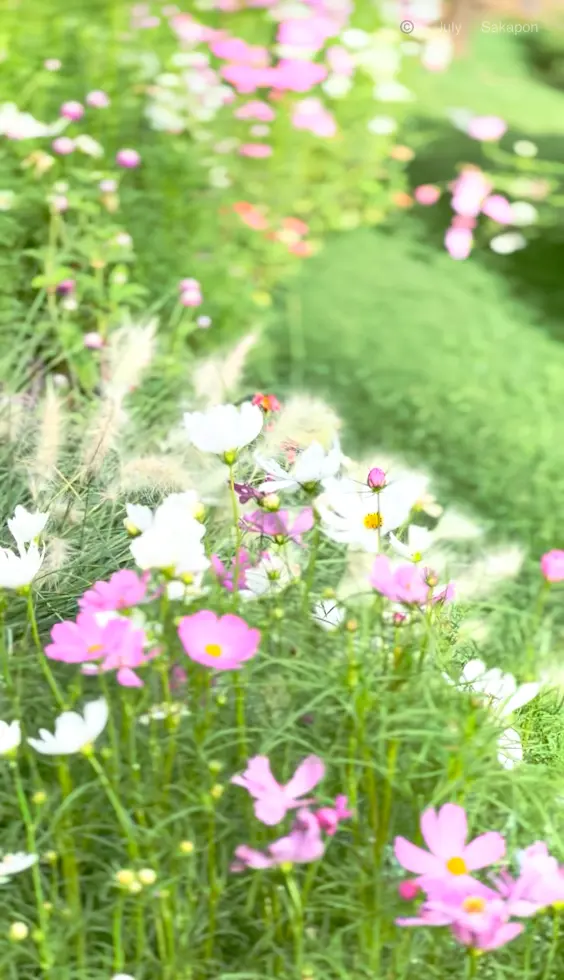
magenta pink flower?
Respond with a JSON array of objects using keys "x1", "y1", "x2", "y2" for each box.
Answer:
[
  {"x1": 52, "y1": 136, "x2": 75, "y2": 155},
  {"x1": 445, "y1": 225, "x2": 473, "y2": 261},
  {"x1": 394, "y1": 804, "x2": 506, "y2": 886},
  {"x1": 273, "y1": 60, "x2": 328, "y2": 92},
  {"x1": 315, "y1": 795, "x2": 352, "y2": 835},
  {"x1": 451, "y1": 169, "x2": 492, "y2": 218},
  {"x1": 277, "y1": 16, "x2": 334, "y2": 54},
  {"x1": 242, "y1": 508, "x2": 314, "y2": 544},
  {"x1": 232, "y1": 754, "x2": 325, "y2": 825},
  {"x1": 60, "y1": 100, "x2": 84, "y2": 121},
  {"x1": 116, "y1": 148, "x2": 141, "y2": 168},
  {"x1": 370, "y1": 556, "x2": 452, "y2": 606},
  {"x1": 292, "y1": 98, "x2": 336, "y2": 138},
  {"x1": 232, "y1": 808, "x2": 325, "y2": 871},
  {"x1": 367, "y1": 466, "x2": 386, "y2": 489},
  {"x1": 239, "y1": 143, "x2": 273, "y2": 158},
  {"x1": 96, "y1": 622, "x2": 155, "y2": 687},
  {"x1": 398, "y1": 880, "x2": 420, "y2": 901},
  {"x1": 234, "y1": 100, "x2": 275, "y2": 122},
  {"x1": 414, "y1": 184, "x2": 441, "y2": 206},
  {"x1": 178, "y1": 611, "x2": 260, "y2": 671},
  {"x1": 46, "y1": 613, "x2": 112, "y2": 664},
  {"x1": 78, "y1": 569, "x2": 149, "y2": 614},
  {"x1": 467, "y1": 116, "x2": 507, "y2": 142},
  {"x1": 482, "y1": 194, "x2": 513, "y2": 225},
  {"x1": 210, "y1": 549, "x2": 252, "y2": 590},
  {"x1": 541, "y1": 550, "x2": 564, "y2": 582}
]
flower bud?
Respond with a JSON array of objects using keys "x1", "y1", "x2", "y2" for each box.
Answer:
[
  {"x1": 115, "y1": 868, "x2": 136, "y2": 887},
  {"x1": 179, "y1": 840, "x2": 194, "y2": 855},
  {"x1": 9, "y1": 922, "x2": 29, "y2": 942},
  {"x1": 262, "y1": 494, "x2": 280, "y2": 513},
  {"x1": 137, "y1": 868, "x2": 157, "y2": 886},
  {"x1": 367, "y1": 467, "x2": 386, "y2": 490},
  {"x1": 32, "y1": 790, "x2": 47, "y2": 805},
  {"x1": 210, "y1": 783, "x2": 224, "y2": 801}
]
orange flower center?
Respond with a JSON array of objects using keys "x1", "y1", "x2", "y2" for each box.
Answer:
[
  {"x1": 446, "y1": 856, "x2": 468, "y2": 876},
  {"x1": 204, "y1": 644, "x2": 222, "y2": 658},
  {"x1": 363, "y1": 512, "x2": 383, "y2": 530},
  {"x1": 462, "y1": 897, "x2": 486, "y2": 914},
  {"x1": 87, "y1": 644, "x2": 103, "y2": 654}
]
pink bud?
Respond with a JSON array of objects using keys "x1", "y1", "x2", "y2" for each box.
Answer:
[
  {"x1": 116, "y1": 148, "x2": 141, "y2": 168},
  {"x1": 83, "y1": 332, "x2": 104, "y2": 349},
  {"x1": 398, "y1": 880, "x2": 420, "y2": 901},
  {"x1": 367, "y1": 467, "x2": 386, "y2": 490},
  {"x1": 86, "y1": 90, "x2": 110, "y2": 108},
  {"x1": 414, "y1": 184, "x2": 441, "y2": 206},
  {"x1": 56, "y1": 278, "x2": 75, "y2": 295},
  {"x1": 52, "y1": 136, "x2": 75, "y2": 155},
  {"x1": 60, "y1": 101, "x2": 84, "y2": 121},
  {"x1": 393, "y1": 611, "x2": 406, "y2": 625},
  {"x1": 179, "y1": 278, "x2": 200, "y2": 291},
  {"x1": 541, "y1": 550, "x2": 564, "y2": 583},
  {"x1": 180, "y1": 289, "x2": 202, "y2": 308}
]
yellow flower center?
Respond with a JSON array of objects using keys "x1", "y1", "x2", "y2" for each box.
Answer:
[
  {"x1": 363, "y1": 512, "x2": 383, "y2": 530},
  {"x1": 412, "y1": 551, "x2": 422, "y2": 563},
  {"x1": 446, "y1": 856, "x2": 468, "y2": 876},
  {"x1": 267, "y1": 569, "x2": 281, "y2": 581},
  {"x1": 462, "y1": 897, "x2": 486, "y2": 914},
  {"x1": 87, "y1": 644, "x2": 103, "y2": 654},
  {"x1": 205, "y1": 644, "x2": 222, "y2": 658}
]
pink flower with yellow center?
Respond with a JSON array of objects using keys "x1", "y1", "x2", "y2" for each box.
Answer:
[{"x1": 178, "y1": 611, "x2": 260, "y2": 671}]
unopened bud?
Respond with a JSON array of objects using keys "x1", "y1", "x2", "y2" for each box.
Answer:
[
  {"x1": 262, "y1": 494, "x2": 280, "y2": 513},
  {"x1": 137, "y1": 868, "x2": 157, "y2": 886},
  {"x1": 32, "y1": 790, "x2": 47, "y2": 805},
  {"x1": 9, "y1": 922, "x2": 28, "y2": 941},
  {"x1": 115, "y1": 869, "x2": 136, "y2": 887},
  {"x1": 367, "y1": 467, "x2": 386, "y2": 490},
  {"x1": 179, "y1": 840, "x2": 194, "y2": 855},
  {"x1": 210, "y1": 783, "x2": 224, "y2": 801}
]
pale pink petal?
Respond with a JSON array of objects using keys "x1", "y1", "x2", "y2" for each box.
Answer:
[
  {"x1": 437, "y1": 804, "x2": 468, "y2": 853},
  {"x1": 284, "y1": 755, "x2": 325, "y2": 799},
  {"x1": 117, "y1": 666, "x2": 143, "y2": 687},
  {"x1": 254, "y1": 795, "x2": 290, "y2": 826},
  {"x1": 420, "y1": 808, "x2": 443, "y2": 855},
  {"x1": 480, "y1": 922, "x2": 523, "y2": 950},
  {"x1": 463, "y1": 831, "x2": 506, "y2": 871},
  {"x1": 394, "y1": 837, "x2": 442, "y2": 875}
]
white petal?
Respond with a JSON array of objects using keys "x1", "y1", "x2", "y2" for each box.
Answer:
[
  {"x1": 501, "y1": 683, "x2": 541, "y2": 717},
  {"x1": 83, "y1": 698, "x2": 109, "y2": 741},
  {"x1": 497, "y1": 728, "x2": 523, "y2": 769}
]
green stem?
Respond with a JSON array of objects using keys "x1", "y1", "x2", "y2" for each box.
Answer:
[
  {"x1": 228, "y1": 463, "x2": 242, "y2": 597},
  {"x1": 88, "y1": 753, "x2": 139, "y2": 859},
  {"x1": 234, "y1": 671, "x2": 247, "y2": 762},
  {"x1": 57, "y1": 762, "x2": 86, "y2": 968},
  {"x1": 26, "y1": 592, "x2": 65, "y2": 708},
  {"x1": 284, "y1": 870, "x2": 304, "y2": 972}
]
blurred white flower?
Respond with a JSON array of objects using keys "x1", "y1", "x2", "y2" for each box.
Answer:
[
  {"x1": 318, "y1": 474, "x2": 427, "y2": 552},
  {"x1": 373, "y1": 81, "x2": 413, "y2": 102},
  {"x1": 0, "y1": 190, "x2": 15, "y2": 211},
  {"x1": 367, "y1": 115, "x2": 397, "y2": 135},
  {"x1": 490, "y1": 232, "x2": 527, "y2": 255},
  {"x1": 242, "y1": 553, "x2": 298, "y2": 598},
  {"x1": 497, "y1": 727, "x2": 523, "y2": 770},
  {"x1": 322, "y1": 75, "x2": 353, "y2": 99},
  {"x1": 513, "y1": 140, "x2": 537, "y2": 158},
  {"x1": 0, "y1": 721, "x2": 21, "y2": 756},
  {"x1": 434, "y1": 509, "x2": 482, "y2": 542},
  {"x1": 341, "y1": 28, "x2": 370, "y2": 49},
  {"x1": 0, "y1": 102, "x2": 66, "y2": 139},
  {"x1": 184, "y1": 402, "x2": 263, "y2": 459},
  {"x1": 510, "y1": 202, "x2": 538, "y2": 227},
  {"x1": 389, "y1": 525, "x2": 433, "y2": 562},
  {"x1": 456, "y1": 659, "x2": 540, "y2": 718},
  {"x1": 455, "y1": 545, "x2": 525, "y2": 599},
  {"x1": 74, "y1": 134, "x2": 104, "y2": 157},
  {"x1": 124, "y1": 503, "x2": 153, "y2": 535},
  {"x1": 7, "y1": 505, "x2": 48, "y2": 544},
  {"x1": 28, "y1": 699, "x2": 109, "y2": 755},
  {"x1": 313, "y1": 599, "x2": 345, "y2": 631},
  {"x1": 256, "y1": 440, "x2": 341, "y2": 493},
  {"x1": 139, "y1": 703, "x2": 189, "y2": 725},
  {"x1": 0, "y1": 541, "x2": 44, "y2": 589},
  {"x1": 0, "y1": 852, "x2": 37, "y2": 879}
]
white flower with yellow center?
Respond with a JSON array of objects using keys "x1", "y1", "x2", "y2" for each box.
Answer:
[
  {"x1": 389, "y1": 525, "x2": 433, "y2": 562},
  {"x1": 317, "y1": 475, "x2": 427, "y2": 552},
  {"x1": 255, "y1": 439, "x2": 341, "y2": 494},
  {"x1": 129, "y1": 492, "x2": 209, "y2": 576},
  {"x1": 184, "y1": 402, "x2": 263, "y2": 462},
  {"x1": 0, "y1": 540, "x2": 44, "y2": 589},
  {"x1": 7, "y1": 505, "x2": 48, "y2": 544},
  {"x1": 27, "y1": 699, "x2": 109, "y2": 756}
]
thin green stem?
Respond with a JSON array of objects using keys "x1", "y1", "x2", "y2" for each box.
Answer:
[
  {"x1": 88, "y1": 753, "x2": 139, "y2": 859},
  {"x1": 26, "y1": 592, "x2": 65, "y2": 708}
]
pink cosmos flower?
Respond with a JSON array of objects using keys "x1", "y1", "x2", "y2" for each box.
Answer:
[
  {"x1": 492, "y1": 842, "x2": 564, "y2": 910},
  {"x1": 210, "y1": 549, "x2": 252, "y2": 591},
  {"x1": 242, "y1": 508, "x2": 314, "y2": 544},
  {"x1": 239, "y1": 143, "x2": 272, "y2": 158},
  {"x1": 232, "y1": 808, "x2": 325, "y2": 871},
  {"x1": 277, "y1": 16, "x2": 334, "y2": 54},
  {"x1": 315, "y1": 795, "x2": 353, "y2": 835},
  {"x1": 541, "y1": 550, "x2": 564, "y2": 582},
  {"x1": 414, "y1": 184, "x2": 441, "y2": 206},
  {"x1": 272, "y1": 60, "x2": 328, "y2": 92},
  {"x1": 46, "y1": 612, "x2": 153, "y2": 685},
  {"x1": 234, "y1": 100, "x2": 275, "y2": 122},
  {"x1": 180, "y1": 287, "x2": 202, "y2": 307},
  {"x1": 326, "y1": 45, "x2": 354, "y2": 76},
  {"x1": 78, "y1": 569, "x2": 149, "y2": 614},
  {"x1": 232, "y1": 754, "x2": 325, "y2": 825},
  {"x1": 178, "y1": 610, "x2": 260, "y2": 671},
  {"x1": 451, "y1": 169, "x2": 492, "y2": 218},
  {"x1": 46, "y1": 612, "x2": 114, "y2": 665},
  {"x1": 370, "y1": 556, "x2": 453, "y2": 606},
  {"x1": 292, "y1": 98, "x2": 336, "y2": 138},
  {"x1": 52, "y1": 136, "x2": 75, "y2": 155},
  {"x1": 116, "y1": 148, "x2": 141, "y2": 168},
  {"x1": 394, "y1": 803, "x2": 506, "y2": 886},
  {"x1": 170, "y1": 13, "x2": 213, "y2": 45},
  {"x1": 212, "y1": 37, "x2": 254, "y2": 61},
  {"x1": 445, "y1": 225, "x2": 473, "y2": 261},
  {"x1": 233, "y1": 201, "x2": 269, "y2": 230},
  {"x1": 482, "y1": 194, "x2": 513, "y2": 225},
  {"x1": 86, "y1": 90, "x2": 110, "y2": 108},
  {"x1": 95, "y1": 622, "x2": 155, "y2": 687},
  {"x1": 60, "y1": 101, "x2": 84, "y2": 121},
  {"x1": 467, "y1": 116, "x2": 507, "y2": 142}
]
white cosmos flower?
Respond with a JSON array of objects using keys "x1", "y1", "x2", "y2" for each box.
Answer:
[
  {"x1": 490, "y1": 232, "x2": 527, "y2": 255},
  {"x1": 373, "y1": 81, "x2": 413, "y2": 102},
  {"x1": 317, "y1": 475, "x2": 427, "y2": 552},
  {"x1": 0, "y1": 541, "x2": 44, "y2": 589},
  {"x1": 367, "y1": 115, "x2": 397, "y2": 135},
  {"x1": 0, "y1": 102, "x2": 67, "y2": 139},
  {"x1": 74, "y1": 134, "x2": 104, "y2": 157},
  {"x1": 27, "y1": 698, "x2": 109, "y2": 756},
  {"x1": 184, "y1": 402, "x2": 263, "y2": 459},
  {"x1": 129, "y1": 492, "x2": 209, "y2": 575},
  {"x1": 242, "y1": 553, "x2": 297, "y2": 598},
  {"x1": 256, "y1": 439, "x2": 341, "y2": 493},
  {"x1": 0, "y1": 721, "x2": 21, "y2": 755},
  {"x1": 458, "y1": 659, "x2": 541, "y2": 718},
  {"x1": 313, "y1": 599, "x2": 345, "y2": 631},
  {"x1": 497, "y1": 727, "x2": 523, "y2": 770},
  {"x1": 510, "y1": 202, "x2": 538, "y2": 227},
  {"x1": 125, "y1": 503, "x2": 153, "y2": 535},
  {"x1": 8, "y1": 505, "x2": 48, "y2": 544},
  {"x1": 389, "y1": 525, "x2": 433, "y2": 562},
  {"x1": 0, "y1": 852, "x2": 37, "y2": 879}
]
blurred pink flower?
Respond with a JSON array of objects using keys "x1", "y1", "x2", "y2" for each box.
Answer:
[
  {"x1": 52, "y1": 136, "x2": 75, "y2": 155},
  {"x1": 326, "y1": 45, "x2": 354, "y2": 76},
  {"x1": 178, "y1": 610, "x2": 260, "y2": 671},
  {"x1": 95, "y1": 622, "x2": 154, "y2": 687},
  {"x1": 277, "y1": 15, "x2": 335, "y2": 54},
  {"x1": 451, "y1": 169, "x2": 492, "y2": 218},
  {"x1": 233, "y1": 201, "x2": 269, "y2": 229},
  {"x1": 482, "y1": 194, "x2": 513, "y2": 225},
  {"x1": 445, "y1": 225, "x2": 473, "y2": 260},
  {"x1": 116, "y1": 148, "x2": 141, "y2": 168},
  {"x1": 242, "y1": 508, "x2": 314, "y2": 543},
  {"x1": 394, "y1": 803, "x2": 506, "y2": 886},
  {"x1": 84, "y1": 332, "x2": 104, "y2": 349},
  {"x1": 315, "y1": 795, "x2": 352, "y2": 835},
  {"x1": 232, "y1": 808, "x2": 325, "y2": 871},
  {"x1": 370, "y1": 556, "x2": 452, "y2": 606},
  {"x1": 210, "y1": 549, "x2": 252, "y2": 590},
  {"x1": 234, "y1": 100, "x2": 275, "y2": 122},
  {"x1": 467, "y1": 116, "x2": 507, "y2": 142},
  {"x1": 60, "y1": 101, "x2": 84, "y2": 121},
  {"x1": 540, "y1": 550, "x2": 564, "y2": 582},
  {"x1": 292, "y1": 97, "x2": 336, "y2": 137},
  {"x1": 86, "y1": 90, "x2": 110, "y2": 108},
  {"x1": 414, "y1": 184, "x2": 440, "y2": 206},
  {"x1": 273, "y1": 60, "x2": 328, "y2": 92},
  {"x1": 79, "y1": 569, "x2": 149, "y2": 614},
  {"x1": 232, "y1": 754, "x2": 325, "y2": 824},
  {"x1": 239, "y1": 143, "x2": 272, "y2": 158},
  {"x1": 398, "y1": 880, "x2": 420, "y2": 901}
]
